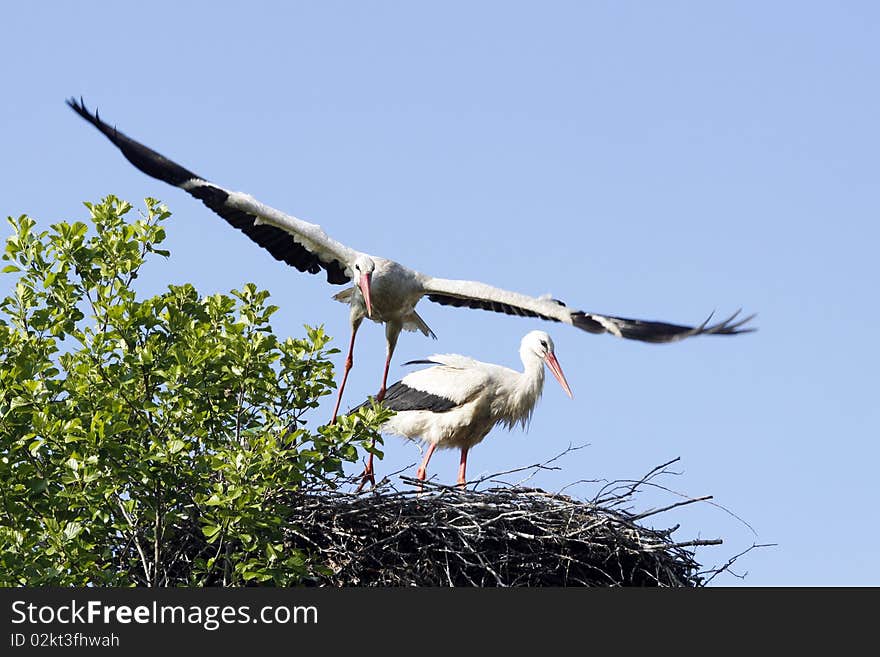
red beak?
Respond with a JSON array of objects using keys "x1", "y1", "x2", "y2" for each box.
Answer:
[
  {"x1": 358, "y1": 272, "x2": 373, "y2": 318},
  {"x1": 545, "y1": 352, "x2": 573, "y2": 399}
]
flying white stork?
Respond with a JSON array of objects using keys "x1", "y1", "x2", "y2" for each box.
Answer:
[
  {"x1": 67, "y1": 98, "x2": 754, "y2": 448},
  {"x1": 354, "y1": 330, "x2": 573, "y2": 488}
]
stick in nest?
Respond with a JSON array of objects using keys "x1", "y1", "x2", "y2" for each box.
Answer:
[{"x1": 277, "y1": 453, "x2": 734, "y2": 586}]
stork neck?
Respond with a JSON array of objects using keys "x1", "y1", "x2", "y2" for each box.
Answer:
[{"x1": 512, "y1": 352, "x2": 546, "y2": 411}]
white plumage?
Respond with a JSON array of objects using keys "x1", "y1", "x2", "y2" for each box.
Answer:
[
  {"x1": 68, "y1": 98, "x2": 754, "y2": 487},
  {"x1": 364, "y1": 330, "x2": 573, "y2": 487}
]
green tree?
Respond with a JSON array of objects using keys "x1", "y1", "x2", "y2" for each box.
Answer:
[{"x1": 0, "y1": 196, "x2": 389, "y2": 586}]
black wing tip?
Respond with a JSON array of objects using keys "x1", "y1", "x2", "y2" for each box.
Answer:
[
  {"x1": 68, "y1": 96, "x2": 207, "y2": 189},
  {"x1": 66, "y1": 96, "x2": 102, "y2": 128},
  {"x1": 696, "y1": 309, "x2": 758, "y2": 336},
  {"x1": 66, "y1": 96, "x2": 114, "y2": 136},
  {"x1": 69, "y1": 99, "x2": 352, "y2": 284},
  {"x1": 65, "y1": 96, "x2": 84, "y2": 112},
  {"x1": 573, "y1": 308, "x2": 758, "y2": 343}
]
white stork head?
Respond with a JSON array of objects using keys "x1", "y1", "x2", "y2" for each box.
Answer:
[
  {"x1": 351, "y1": 255, "x2": 376, "y2": 318},
  {"x1": 521, "y1": 330, "x2": 573, "y2": 399}
]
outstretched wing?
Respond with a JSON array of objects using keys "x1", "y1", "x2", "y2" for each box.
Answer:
[
  {"x1": 422, "y1": 276, "x2": 755, "y2": 343},
  {"x1": 67, "y1": 97, "x2": 356, "y2": 285}
]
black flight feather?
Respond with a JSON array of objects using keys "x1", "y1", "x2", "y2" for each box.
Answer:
[
  {"x1": 351, "y1": 381, "x2": 458, "y2": 414},
  {"x1": 67, "y1": 97, "x2": 350, "y2": 285},
  {"x1": 426, "y1": 287, "x2": 755, "y2": 343}
]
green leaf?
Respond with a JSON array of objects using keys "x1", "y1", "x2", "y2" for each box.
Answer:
[
  {"x1": 202, "y1": 524, "x2": 222, "y2": 538},
  {"x1": 67, "y1": 521, "x2": 83, "y2": 538}
]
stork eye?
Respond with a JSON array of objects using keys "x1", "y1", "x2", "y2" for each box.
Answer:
[
  {"x1": 540, "y1": 340, "x2": 548, "y2": 349},
  {"x1": 355, "y1": 264, "x2": 360, "y2": 271}
]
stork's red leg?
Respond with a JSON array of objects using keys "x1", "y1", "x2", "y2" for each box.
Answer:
[
  {"x1": 330, "y1": 321, "x2": 361, "y2": 425},
  {"x1": 368, "y1": 354, "x2": 393, "y2": 484},
  {"x1": 457, "y1": 448, "x2": 469, "y2": 488},
  {"x1": 377, "y1": 348, "x2": 393, "y2": 402},
  {"x1": 415, "y1": 443, "x2": 438, "y2": 491},
  {"x1": 353, "y1": 437, "x2": 377, "y2": 493},
  {"x1": 365, "y1": 442, "x2": 375, "y2": 480},
  {"x1": 377, "y1": 322, "x2": 401, "y2": 402},
  {"x1": 356, "y1": 328, "x2": 399, "y2": 491}
]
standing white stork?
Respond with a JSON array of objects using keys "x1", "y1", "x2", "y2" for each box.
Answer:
[
  {"x1": 354, "y1": 330, "x2": 573, "y2": 487},
  {"x1": 67, "y1": 98, "x2": 754, "y2": 467}
]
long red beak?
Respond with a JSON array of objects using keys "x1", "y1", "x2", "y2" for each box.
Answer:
[
  {"x1": 358, "y1": 272, "x2": 373, "y2": 318},
  {"x1": 545, "y1": 352, "x2": 573, "y2": 399}
]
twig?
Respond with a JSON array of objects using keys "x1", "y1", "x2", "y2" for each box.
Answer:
[
  {"x1": 630, "y1": 495, "x2": 714, "y2": 521},
  {"x1": 702, "y1": 543, "x2": 776, "y2": 584}
]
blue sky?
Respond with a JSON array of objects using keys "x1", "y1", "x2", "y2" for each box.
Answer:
[{"x1": 2, "y1": 2, "x2": 878, "y2": 585}]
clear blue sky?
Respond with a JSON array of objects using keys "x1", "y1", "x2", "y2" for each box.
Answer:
[{"x1": 2, "y1": 2, "x2": 877, "y2": 586}]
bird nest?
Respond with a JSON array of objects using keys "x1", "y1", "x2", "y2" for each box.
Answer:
[{"x1": 286, "y1": 457, "x2": 735, "y2": 587}]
